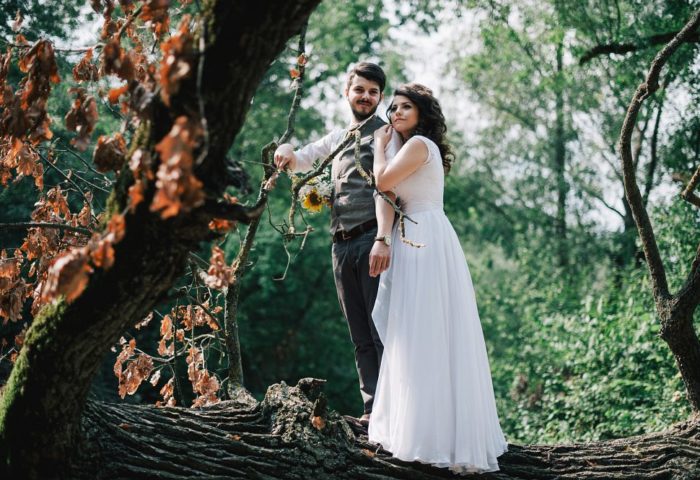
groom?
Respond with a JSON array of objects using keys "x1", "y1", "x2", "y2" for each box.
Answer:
[{"x1": 274, "y1": 62, "x2": 390, "y2": 426}]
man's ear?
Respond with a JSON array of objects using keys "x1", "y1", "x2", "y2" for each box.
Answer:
[
  {"x1": 344, "y1": 87, "x2": 349, "y2": 98},
  {"x1": 380, "y1": 92, "x2": 384, "y2": 102}
]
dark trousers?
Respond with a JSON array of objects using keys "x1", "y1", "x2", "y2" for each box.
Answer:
[{"x1": 332, "y1": 228, "x2": 384, "y2": 414}]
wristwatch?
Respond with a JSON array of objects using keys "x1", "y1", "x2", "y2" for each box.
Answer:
[{"x1": 374, "y1": 234, "x2": 392, "y2": 246}]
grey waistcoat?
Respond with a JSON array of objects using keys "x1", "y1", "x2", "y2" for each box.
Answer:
[{"x1": 330, "y1": 116, "x2": 387, "y2": 234}]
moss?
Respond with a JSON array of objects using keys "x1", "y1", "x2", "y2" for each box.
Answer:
[
  {"x1": 0, "y1": 298, "x2": 68, "y2": 470},
  {"x1": 201, "y1": 0, "x2": 218, "y2": 45},
  {"x1": 0, "y1": 299, "x2": 67, "y2": 425}
]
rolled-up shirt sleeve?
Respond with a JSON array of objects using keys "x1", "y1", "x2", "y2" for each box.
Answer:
[{"x1": 293, "y1": 128, "x2": 345, "y2": 173}]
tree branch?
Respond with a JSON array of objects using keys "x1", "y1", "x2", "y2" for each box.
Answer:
[
  {"x1": 580, "y1": 30, "x2": 700, "y2": 64},
  {"x1": 0, "y1": 222, "x2": 92, "y2": 235},
  {"x1": 643, "y1": 98, "x2": 664, "y2": 206},
  {"x1": 617, "y1": 9, "x2": 700, "y2": 302},
  {"x1": 200, "y1": 199, "x2": 267, "y2": 224},
  {"x1": 681, "y1": 165, "x2": 700, "y2": 208}
]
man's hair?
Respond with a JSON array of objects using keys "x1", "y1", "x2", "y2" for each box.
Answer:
[{"x1": 346, "y1": 62, "x2": 386, "y2": 93}]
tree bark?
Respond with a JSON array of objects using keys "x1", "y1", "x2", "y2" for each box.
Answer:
[
  {"x1": 69, "y1": 378, "x2": 700, "y2": 479},
  {"x1": 0, "y1": 1, "x2": 321, "y2": 477}
]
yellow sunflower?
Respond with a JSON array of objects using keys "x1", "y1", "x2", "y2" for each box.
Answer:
[{"x1": 302, "y1": 187, "x2": 324, "y2": 213}]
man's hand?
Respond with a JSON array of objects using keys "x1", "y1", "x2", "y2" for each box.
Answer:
[
  {"x1": 369, "y1": 241, "x2": 391, "y2": 277},
  {"x1": 274, "y1": 143, "x2": 297, "y2": 171}
]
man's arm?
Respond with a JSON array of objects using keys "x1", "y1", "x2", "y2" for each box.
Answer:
[
  {"x1": 273, "y1": 129, "x2": 343, "y2": 173},
  {"x1": 369, "y1": 191, "x2": 395, "y2": 277}
]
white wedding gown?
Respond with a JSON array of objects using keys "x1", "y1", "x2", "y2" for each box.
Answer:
[{"x1": 369, "y1": 134, "x2": 508, "y2": 474}]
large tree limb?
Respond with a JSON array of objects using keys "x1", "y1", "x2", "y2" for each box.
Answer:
[
  {"x1": 68, "y1": 379, "x2": 700, "y2": 479},
  {"x1": 580, "y1": 30, "x2": 700, "y2": 64},
  {"x1": 0, "y1": 1, "x2": 321, "y2": 478}
]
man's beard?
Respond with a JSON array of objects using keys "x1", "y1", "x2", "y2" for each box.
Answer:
[{"x1": 351, "y1": 103, "x2": 378, "y2": 121}]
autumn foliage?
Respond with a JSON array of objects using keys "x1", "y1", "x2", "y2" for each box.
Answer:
[{"x1": 0, "y1": 2, "x2": 241, "y2": 407}]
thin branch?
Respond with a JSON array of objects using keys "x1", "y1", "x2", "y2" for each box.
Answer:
[
  {"x1": 195, "y1": 16, "x2": 210, "y2": 167},
  {"x1": 680, "y1": 165, "x2": 700, "y2": 208},
  {"x1": 34, "y1": 148, "x2": 94, "y2": 210},
  {"x1": 278, "y1": 25, "x2": 307, "y2": 145},
  {"x1": 580, "y1": 185, "x2": 626, "y2": 219},
  {"x1": 116, "y1": 5, "x2": 143, "y2": 41},
  {"x1": 201, "y1": 199, "x2": 267, "y2": 224},
  {"x1": 580, "y1": 30, "x2": 700, "y2": 64},
  {"x1": 643, "y1": 98, "x2": 664, "y2": 206},
  {"x1": 55, "y1": 145, "x2": 113, "y2": 182},
  {"x1": 0, "y1": 222, "x2": 92, "y2": 235},
  {"x1": 0, "y1": 37, "x2": 102, "y2": 53}
]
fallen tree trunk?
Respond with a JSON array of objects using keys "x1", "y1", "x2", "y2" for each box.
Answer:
[{"x1": 72, "y1": 379, "x2": 700, "y2": 479}]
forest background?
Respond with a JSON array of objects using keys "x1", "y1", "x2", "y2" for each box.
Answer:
[{"x1": 0, "y1": 0, "x2": 698, "y2": 448}]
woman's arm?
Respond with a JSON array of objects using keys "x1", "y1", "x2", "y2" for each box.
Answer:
[{"x1": 373, "y1": 127, "x2": 428, "y2": 192}]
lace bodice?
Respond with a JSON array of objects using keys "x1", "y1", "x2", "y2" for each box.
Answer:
[{"x1": 389, "y1": 134, "x2": 444, "y2": 214}]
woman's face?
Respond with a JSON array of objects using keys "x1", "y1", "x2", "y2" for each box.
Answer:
[{"x1": 388, "y1": 95, "x2": 419, "y2": 138}]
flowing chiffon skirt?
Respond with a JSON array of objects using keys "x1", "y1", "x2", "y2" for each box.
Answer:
[{"x1": 369, "y1": 207, "x2": 508, "y2": 474}]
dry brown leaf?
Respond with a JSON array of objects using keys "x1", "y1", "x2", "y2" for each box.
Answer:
[
  {"x1": 311, "y1": 415, "x2": 326, "y2": 430},
  {"x1": 72, "y1": 48, "x2": 99, "y2": 82},
  {"x1": 93, "y1": 133, "x2": 126, "y2": 172},
  {"x1": 203, "y1": 246, "x2": 234, "y2": 290},
  {"x1": 40, "y1": 248, "x2": 92, "y2": 304},
  {"x1": 160, "y1": 314, "x2": 173, "y2": 340},
  {"x1": 158, "y1": 14, "x2": 192, "y2": 105}
]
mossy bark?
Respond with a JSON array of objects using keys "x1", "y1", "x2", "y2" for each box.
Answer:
[{"x1": 0, "y1": 1, "x2": 321, "y2": 477}]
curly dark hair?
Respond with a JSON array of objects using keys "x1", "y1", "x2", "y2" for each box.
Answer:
[{"x1": 388, "y1": 83, "x2": 454, "y2": 174}]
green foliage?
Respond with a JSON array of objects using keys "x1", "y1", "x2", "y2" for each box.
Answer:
[
  {"x1": 0, "y1": 0, "x2": 86, "y2": 42},
  {"x1": 457, "y1": 194, "x2": 698, "y2": 444}
]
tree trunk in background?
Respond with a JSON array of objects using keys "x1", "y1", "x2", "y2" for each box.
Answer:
[{"x1": 554, "y1": 42, "x2": 568, "y2": 269}]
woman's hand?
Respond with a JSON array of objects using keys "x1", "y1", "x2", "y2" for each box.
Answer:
[{"x1": 373, "y1": 125, "x2": 392, "y2": 148}]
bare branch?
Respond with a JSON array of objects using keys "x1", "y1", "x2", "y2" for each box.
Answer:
[
  {"x1": 643, "y1": 98, "x2": 664, "y2": 206},
  {"x1": 0, "y1": 222, "x2": 92, "y2": 235},
  {"x1": 201, "y1": 199, "x2": 266, "y2": 224},
  {"x1": 279, "y1": 25, "x2": 307, "y2": 145},
  {"x1": 580, "y1": 184, "x2": 626, "y2": 219},
  {"x1": 680, "y1": 165, "x2": 700, "y2": 208},
  {"x1": 580, "y1": 30, "x2": 700, "y2": 64}
]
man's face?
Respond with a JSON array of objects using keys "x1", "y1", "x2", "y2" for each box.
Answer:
[{"x1": 345, "y1": 75, "x2": 383, "y2": 121}]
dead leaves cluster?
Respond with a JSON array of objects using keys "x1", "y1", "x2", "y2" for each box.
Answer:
[
  {"x1": 187, "y1": 345, "x2": 220, "y2": 407},
  {"x1": 151, "y1": 115, "x2": 204, "y2": 218},
  {"x1": 114, "y1": 299, "x2": 223, "y2": 406},
  {"x1": 65, "y1": 88, "x2": 99, "y2": 152},
  {"x1": 0, "y1": 250, "x2": 31, "y2": 324},
  {"x1": 159, "y1": 14, "x2": 193, "y2": 106},
  {"x1": 0, "y1": 0, "x2": 239, "y2": 410},
  {"x1": 0, "y1": 38, "x2": 59, "y2": 190},
  {"x1": 203, "y1": 246, "x2": 235, "y2": 290}
]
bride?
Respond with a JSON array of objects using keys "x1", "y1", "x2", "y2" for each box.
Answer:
[{"x1": 367, "y1": 83, "x2": 508, "y2": 473}]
